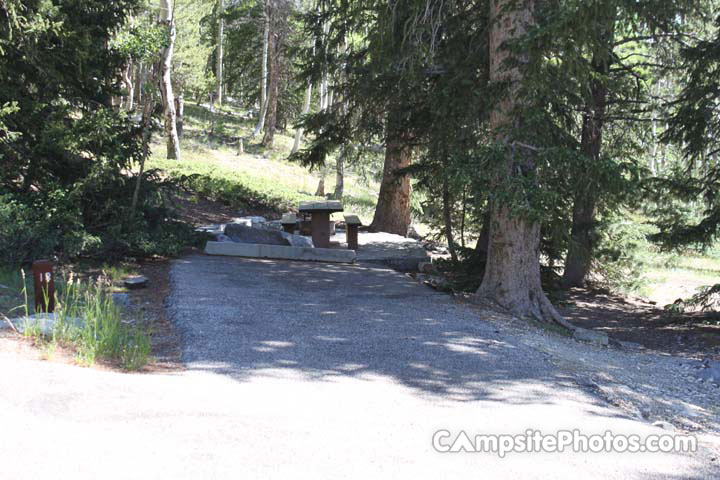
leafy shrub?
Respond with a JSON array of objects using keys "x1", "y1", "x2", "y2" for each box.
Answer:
[{"x1": 0, "y1": 195, "x2": 62, "y2": 266}]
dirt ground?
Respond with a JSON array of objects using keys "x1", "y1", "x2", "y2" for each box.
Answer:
[
  {"x1": 129, "y1": 259, "x2": 184, "y2": 373},
  {"x1": 557, "y1": 288, "x2": 720, "y2": 361}
]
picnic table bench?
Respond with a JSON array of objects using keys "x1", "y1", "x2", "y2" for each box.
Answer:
[{"x1": 344, "y1": 214, "x2": 361, "y2": 250}]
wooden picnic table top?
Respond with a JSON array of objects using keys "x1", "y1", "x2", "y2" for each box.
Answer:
[{"x1": 298, "y1": 201, "x2": 344, "y2": 214}]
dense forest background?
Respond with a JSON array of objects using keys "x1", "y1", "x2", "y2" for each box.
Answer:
[{"x1": 3, "y1": 0, "x2": 720, "y2": 323}]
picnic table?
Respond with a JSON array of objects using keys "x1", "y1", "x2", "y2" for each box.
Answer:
[{"x1": 298, "y1": 200, "x2": 343, "y2": 248}]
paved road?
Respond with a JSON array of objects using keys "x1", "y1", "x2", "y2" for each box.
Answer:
[{"x1": 1, "y1": 254, "x2": 718, "y2": 479}]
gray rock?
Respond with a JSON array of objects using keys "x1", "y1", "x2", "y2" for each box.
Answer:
[
  {"x1": 123, "y1": 275, "x2": 148, "y2": 289},
  {"x1": 573, "y1": 327, "x2": 609, "y2": 346},
  {"x1": 112, "y1": 293, "x2": 132, "y2": 308},
  {"x1": 224, "y1": 223, "x2": 290, "y2": 246},
  {"x1": 231, "y1": 218, "x2": 253, "y2": 228},
  {"x1": 5, "y1": 313, "x2": 83, "y2": 337},
  {"x1": 265, "y1": 220, "x2": 284, "y2": 231},
  {"x1": 695, "y1": 361, "x2": 720, "y2": 385},
  {"x1": 418, "y1": 261, "x2": 435, "y2": 273},
  {"x1": 233, "y1": 216, "x2": 267, "y2": 227},
  {"x1": 281, "y1": 232, "x2": 314, "y2": 248},
  {"x1": 195, "y1": 224, "x2": 226, "y2": 237}
]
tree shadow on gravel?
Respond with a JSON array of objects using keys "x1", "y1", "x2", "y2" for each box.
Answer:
[{"x1": 169, "y1": 256, "x2": 609, "y2": 407}]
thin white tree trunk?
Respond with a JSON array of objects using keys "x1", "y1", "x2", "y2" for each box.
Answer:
[
  {"x1": 252, "y1": 5, "x2": 270, "y2": 138},
  {"x1": 123, "y1": 60, "x2": 134, "y2": 111},
  {"x1": 291, "y1": 81, "x2": 312, "y2": 154},
  {"x1": 136, "y1": 63, "x2": 144, "y2": 105},
  {"x1": 216, "y1": 0, "x2": 224, "y2": 105},
  {"x1": 159, "y1": 0, "x2": 181, "y2": 160}
]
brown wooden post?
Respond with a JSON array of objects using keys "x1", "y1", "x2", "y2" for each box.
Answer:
[
  {"x1": 347, "y1": 224, "x2": 358, "y2": 250},
  {"x1": 32, "y1": 260, "x2": 55, "y2": 313},
  {"x1": 311, "y1": 212, "x2": 331, "y2": 248}
]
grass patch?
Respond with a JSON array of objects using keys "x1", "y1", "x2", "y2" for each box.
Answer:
[
  {"x1": 1, "y1": 269, "x2": 152, "y2": 370},
  {"x1": 148, "y1": 103, "x2": 379, "y2": 223}
]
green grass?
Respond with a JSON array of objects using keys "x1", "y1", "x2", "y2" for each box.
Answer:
[
  {"x1": 148, "y1": 103, "x2": 379, "y2": 223},
  {"x1": 637, "y1": 250, "x2": 720, "y2": 307},
  {"x1": 0, "y1": 269, "x2": 151, "y2": 370}
]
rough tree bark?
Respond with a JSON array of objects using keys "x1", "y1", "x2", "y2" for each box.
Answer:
[
  {"x1": 442, "y1": 159, "x2": 458, "y2": 263},
  {"x1": 216, "y1": 0, "x2": 224, "y2": 106},
  {"x1": 252, "y1": 4, "x2": 270, "y2": 138},
  {"x1": 159, "y1": 0, "x2": 181, "y2": 160},
  {"x1": 473, "y1": 0, "x2": 572, "y2": 328},
  {"x1": 475, "y1": 208, "x2": 491, "y2": 261},
  {"x1": 561, "y1": 16, "x2": 614, "y2": 288},
  {"x1": 369, "y1": 118, "x2": 413, "y2": 236}
]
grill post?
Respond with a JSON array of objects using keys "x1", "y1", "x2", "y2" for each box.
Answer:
[{"x1": 32, "y1": 260, "x2": 55, "y2": 313}]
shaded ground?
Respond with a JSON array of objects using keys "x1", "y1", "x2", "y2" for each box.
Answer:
[
  {"x1": 557, "y1": 288, "x2": 720, "y2": 361},
  {"x1": 129, "y1": 260, "x2": 183, "y2": 372},
  {"x1": 171, "y1": 191, "x2": 240, "y2": 225}
]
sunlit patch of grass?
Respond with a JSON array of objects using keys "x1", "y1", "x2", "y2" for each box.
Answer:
[
  {"x1": 148, "y1": 103, "x2": 380, "y2": 223},
  {"x1": 1, "y1": 268, "x2": 151, "y2": 370},
  {"x1": 638, "y1": 250, "x2": 720, "y2": 306}
]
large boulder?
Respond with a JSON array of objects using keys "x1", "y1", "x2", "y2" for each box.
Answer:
[{"x1": 224, "y1": 223, "x2": 291, "y2": 246}]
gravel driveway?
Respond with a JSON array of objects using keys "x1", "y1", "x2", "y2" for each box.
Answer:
[{"x1": 1, "y1": 254, "x2": 718, "y2": 479}]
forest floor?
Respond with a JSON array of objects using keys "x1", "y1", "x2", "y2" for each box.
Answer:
[{"x1": 557, "y1": 288, "x2": 720, "y2": 361}]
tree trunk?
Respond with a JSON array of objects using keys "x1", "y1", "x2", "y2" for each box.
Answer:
[
  {"x1": 252, "y1": 5, "x2": 270, "y2": 138},
  {"x1": 332, "y1": 151, "x2": 344, "y2": 200},
  {"x1": 291, "y1": 80, "x2": 312, "y2": 154},
  {"x1": 475, "y1": 208, "x2": 491, "y2": 261},
  {"x1": 130, "y1": 91, "x2": 155, "y2": 221},
  {"x1": 442, "y1": 162, "x2": 458, "y2": 263},
  {"x1": 135, "y1": 63, "x2": 144, "y2": 106},
  {"x1": 561, "y1": 16, "x2": 614, "y2": 288},
  {"x1": 315, "y1": 170, "x2": 325, "y2": 196},
  {"x1": 159, "y1": 0, "x2": 181, "y2": 160},
  {"x1": 261, "y1": 26, "x2": 279, "y2": 147},
  {"x1": 122, "y1": 60, "x2": 134, "y2": 111},
  {"x1": 473, "y1": 0, "x2": 571, "y2": 328},
  {"x1": 369, "y1": 124, "x2": 412, "y2": 236},
  {"x1": 175, "y1": 94, "x2": 184, "y2": 138},
  {"x1": 216, "y1": 0, "x2": 224, "y2": 106}
]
